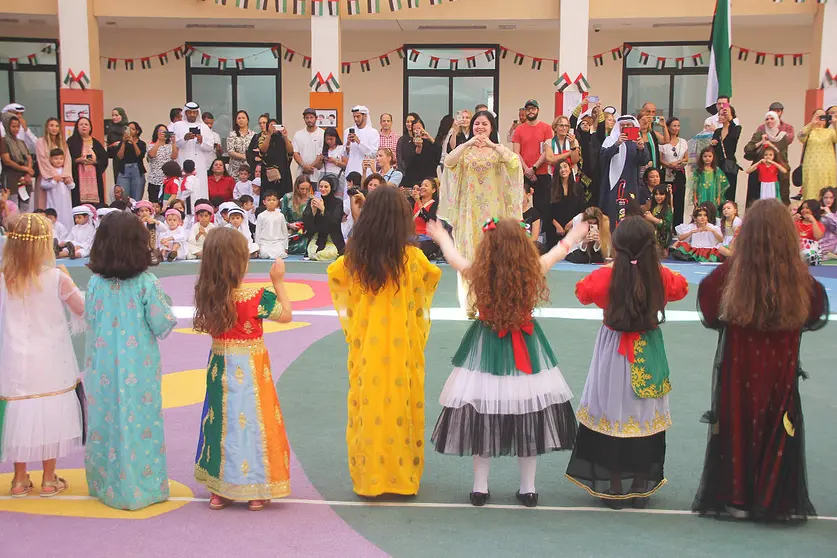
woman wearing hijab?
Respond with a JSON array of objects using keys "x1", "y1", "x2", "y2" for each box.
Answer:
[
  {"x1": 599, "y1": 115, "x2": 650, "y2": 231},
  {"x1": 0, "y1": 115, "x2": 35, "y2": 209},
  {"x1": 303, "y1": 173, "x2": 344, "y2": 260},
  {"x1": 107, "y1": 107, "x2": 129, "y2": 183},
  {"x1": 67, "y1": 117, "x2": 109, "y2": 207},
  {"x1": 743, "y1": 111, "x2": 791, "y2": 206}
]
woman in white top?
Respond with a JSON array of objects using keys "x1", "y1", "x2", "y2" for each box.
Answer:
[
  {"x1": 323, "y1": 127, "x2": 347, "y2": 193},
  {"x1": 226, "y1": 110, "x2": 256, "y2": 179},
  {"x1": 146, "y1": 124, "x2": 178, "y2": 203},
  {"x1": 374, "y1": 147, "x2": 402, "y2": 186},
  {"x1": 660, "y1": 117, "x2": 689, "y2": 227}
]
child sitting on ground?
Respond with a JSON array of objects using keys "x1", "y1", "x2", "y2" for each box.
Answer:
[
  {"x1": 228, "y1": 206, "x2": 259, "y2": 258},
  {"x1": 158, "y1": 209, "x2": 187, "y2": 262},
  {"x1": 671, "y1": 205, "x2": 724, "y2": 262},
  {"x1": 186, "y1": 203, "x2": 215, "y2": 260},
  {"x1": 255, "y1": 190, "x2": 289, "y2": 259},
  {"x1": 45, "y1": 208, "x2": 69, "y2": 255},
  {"x1": 239, "y1": 194, "x2": 257, "y2": 235},
  {"x1": 58, "y1": 205, "x2": 97, "y2": 259},
  {"x1": 39, "y1": 148, "x2": 74, "y2": 231}
]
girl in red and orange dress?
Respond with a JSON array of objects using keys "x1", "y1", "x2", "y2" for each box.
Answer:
[
  {"x1": 565, "y1": 217, "x2": 688, "y2": 509},
  {"x1": 693, "y1": 199, "x2": 828, "y2": 521},
  {"x1": 193, "y1": 227, "x2": 293, "y2": 511}
]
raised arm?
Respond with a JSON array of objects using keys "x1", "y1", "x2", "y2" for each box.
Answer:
[
  {"x1": 540, "y1": 220, "x2": 589, "y2": 271},
  {"x1": 427, "y1": 219, "x2": 470, "y2": 273}
]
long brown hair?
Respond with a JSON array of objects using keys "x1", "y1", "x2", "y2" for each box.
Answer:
[
  {"x1": 582, "y1": 206, "x2": 611, "y2": 258},
  {"x1": 604, "y1": 217, "x2": 665, "y2": 332},
  {"x1": 43, "y1": 117, "x2": 67, "y2": 153},
  {"x1": 344, "y1": 186, "x2": 414, "y2": 294},
  {"x1": 1, "y1": 213, "x2": 54, "y2": 297},
  {"x1": 193, "y1": 227, "x2": 250, "y2": 336},
  {"x1": 292, "y1": 175, "x2": 312, "y2": 214},
  {"x1": 469, "y1": 219, "x2": 548, "y2": 331},
  {"x1": 721, "y1": 199, "x2": 812, "y2": 330}
]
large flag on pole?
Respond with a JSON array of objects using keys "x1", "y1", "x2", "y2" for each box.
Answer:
[{"x1": 705, "y1": 0, "x2": 732, "y2": 110}]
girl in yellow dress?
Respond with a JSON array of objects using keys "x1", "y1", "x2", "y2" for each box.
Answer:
[
  {"x1": 327, "y1": 187, "x2": 441, "y2": 497},
  {"x1": 799, "y1": 108, "x2": 837, "y2": 201}
]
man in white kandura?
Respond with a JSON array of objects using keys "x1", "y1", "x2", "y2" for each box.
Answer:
[{"x1": 173, "y1": 102, "x2": 215, "y2": 202}]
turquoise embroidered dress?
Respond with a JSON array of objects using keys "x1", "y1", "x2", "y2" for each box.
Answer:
[{"x1": 83, "y1": 272, "x2": 177, "y2": 510}]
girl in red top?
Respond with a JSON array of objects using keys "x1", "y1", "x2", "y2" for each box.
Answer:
[
  {"x1": 565, "y1": 217, "x2": 688, "y2": 510},
  {"x1": 412, "y1": 177, "x2": 438, "y2": 258},
  {"x1": 794, "y1": 200, "x2": 825, "y2": 242},
  {"x1": 744, "y1": 145, "x2": 787, "y2": 200},
  {"x1": 207, "y1": 158, "x2": 236, "y2": 202}
]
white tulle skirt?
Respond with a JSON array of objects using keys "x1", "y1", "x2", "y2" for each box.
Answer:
[{"x1": 1, "y1": 388, "x2": 83, "y2": 463}]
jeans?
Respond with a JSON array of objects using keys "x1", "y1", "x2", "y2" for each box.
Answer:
[{"x1": 118, "y1": 163, "x2": 146, "y2": 201}]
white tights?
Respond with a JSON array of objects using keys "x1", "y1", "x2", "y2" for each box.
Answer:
[{"x1": 472, "y1": 455, "x2": 537, "y2": 494}]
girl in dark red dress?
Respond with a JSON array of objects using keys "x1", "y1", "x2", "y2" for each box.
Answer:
[{"x1": 692, "y1": 199, "x2": 829, "y2": 521}]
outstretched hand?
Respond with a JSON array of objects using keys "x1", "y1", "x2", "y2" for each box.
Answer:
[
  {"x1": 426, "y1": 218, "x2": 447, "y2": 243},
  {"x1": 564, "y1": 220, "x2": 589, "y2": 247},
  {"x1": 269, "y1": 257, "x2": 286, "y2": 283}
]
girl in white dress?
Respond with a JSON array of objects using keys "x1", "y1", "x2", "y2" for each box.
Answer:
[{"x1": 0, "y1": 213, "x2": 84, "y2": 497}]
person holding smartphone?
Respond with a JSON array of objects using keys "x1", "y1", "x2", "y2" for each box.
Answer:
[
  {"x1": 146, "y1": 124, "x2": 179, "y2": 204},
  {"x1": 599, "y1": 115, "x2": 649, "y2": 231},
  {"x1": 172, "y1": 101, "x2": 216, "y2": 202},
  {"x1": 343, "y1": 106, "x2": 380, "y2": 176}
]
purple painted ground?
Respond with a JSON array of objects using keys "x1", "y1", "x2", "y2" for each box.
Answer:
[{"x1": 1, "y1": 273, "x2": 388, "y2": 558}]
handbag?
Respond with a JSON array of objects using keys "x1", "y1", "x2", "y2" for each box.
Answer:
[
  {"x1": 265, "y1": 166, "x2": 282, "y2": 183},
  {"x1": 719, "y1": 139, "x2": 739, "y2": 175},
  {"x1": 792, "y1": 143, "x2": 806, "y2": 187}
]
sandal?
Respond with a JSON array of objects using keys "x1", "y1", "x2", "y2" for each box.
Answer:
[
  {"x1": 209, "y1": 494, "x2": 231, "y2": 510},
  {"x1": 40, "y1": 476, "x2": 68, "y2": 498},
  {"x1": 248, "y1": 499, "x2": 267, "y2": 511},
  {"x1": 10, "y1": 476, "x2": 33, "y2": 498}
]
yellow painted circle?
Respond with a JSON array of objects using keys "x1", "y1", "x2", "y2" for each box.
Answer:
[
  {"x1": 0, "y1": 469, "x2": 193, "y2": 519},
  {"x1": 243, "y1": 281, "x2": 314, "y2": 302}
]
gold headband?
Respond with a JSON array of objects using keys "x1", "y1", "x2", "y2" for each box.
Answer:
[{"x1": 7, "y1": 214, "x2": 51, "y2": 242}]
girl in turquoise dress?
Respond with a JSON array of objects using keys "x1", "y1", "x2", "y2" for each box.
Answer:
[
  {"x1": 281, "y1": 176, "x2": 313, "y2": 255},
  {"x1": 83, "y1": 211, "x2": 177, "y2": 510}
]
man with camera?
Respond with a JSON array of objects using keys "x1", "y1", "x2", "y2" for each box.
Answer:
[
  {"x1": 343, "y1": 106, "x2": 380, "y2": 176},
  {"x1": 173, "y1": 101, "x2": 216, "y2": 202},
  {"x1": 292, "y1": 107, "x2": 325, "y2": 183}
]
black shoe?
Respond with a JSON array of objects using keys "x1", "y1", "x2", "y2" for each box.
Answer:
[
  {"x1": 600, "y1": 489, "x2": 624, "y2": 510},
  {"x1": 516, "y1": 490, "x2": 538, "y2": 508},
  {"x1": 632, "y1": 496, "x2": 649, "y2": 509},
  {"x1": 66, "y1": 241, "x2": 76, "y2": 260},
  {"x1": 53, "y1": 238, "x2": 60, "y2": 257},
  {"x1": 469, "y1": 490, "x2": 490, "y2": 507}
]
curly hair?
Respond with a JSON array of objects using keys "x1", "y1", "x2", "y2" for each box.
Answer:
[
  {"x1": 721, "y1": 199, "x2": 812, "y2": 331},
  {"x1": 193, "y1": 227, "x2": 250, "y2": 336},
  {"x1": 344, "y1": 186, "x2": 414, "y2": 295},
  {"x1": 468, "y1": 219, "x2": 548, "y2": 331}
]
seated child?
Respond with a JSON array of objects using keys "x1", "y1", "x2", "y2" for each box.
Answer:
[
  {"x1": 216, "y1": 201, "x2": 239, "y2": 227},
  {"x1": 135, "y1": 200, "x2": 162, "y2": 265},
  {"x1": 239, "y1": 194, "x2": 257, "y2": 235},
  {"x1": 45, "y1": 208, "x2": 69, "y2": 255},
  {"x1": 152, "y1": 200, "x2": 165, "y2": 224},
  {"x1": 186, "y1": 203, "x2": 215, "y2": 260},
  {"x1": 717, "y1": 200, "x2": 741, "y2": 258},
  {"x1": 159, "y1": 209, "x2": 188, "y2": 262},
  {"x1": 112, "y1": 184, "x2": 136, "y2": 209},
  {"x1": 59, "y1": 205, "x2": 97, "y2": 259},
  {"x1": 233, "y1": 165, "x2": 254, "y2": 199},
  {"x1": 228, "y1": 206, "x2": 260, "y2": 257},
  {"x1": 170, "y1": 198, "x2": 192, "y2": 230},
  {"x1": 39, "y1": 148, "x2": 75, "y2": 231},
  {"x1": 255, "y1": 190, "x2": 289, "y2": 259},
  {"x1": 671, "y1": 205, "x2": 724, "y2": 262}
]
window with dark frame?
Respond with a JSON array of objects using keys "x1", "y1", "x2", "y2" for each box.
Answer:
[{"x1": 0, "y1": 37, "x2": 61, "y2": 138}]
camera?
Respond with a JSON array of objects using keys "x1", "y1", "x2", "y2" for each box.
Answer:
[
  {"x1": 86, "y1": 154, "x2": 93, "y2": 160},
  {"x1": 819, "y1": 114, "x2": 832, "y2": 124}
]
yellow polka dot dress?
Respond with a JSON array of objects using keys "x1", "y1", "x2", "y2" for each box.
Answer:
[{"x1": 328, "y1": 247, "x2": 441, "y2": 497}]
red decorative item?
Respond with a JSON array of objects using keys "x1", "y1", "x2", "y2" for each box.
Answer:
[{"x1": 498, "y1": 320, "x2": 535, "y2": 374}]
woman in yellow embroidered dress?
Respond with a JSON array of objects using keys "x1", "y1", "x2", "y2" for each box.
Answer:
[
  {"x1": 799, "y1": 108, "x2": 837, "y2": 201},
  {"x1": 439, "y1": 110, "x2": 523, "y2": 311},
  {"x1": 328, "y1": 187, "x2": 441, "y2": 497}
]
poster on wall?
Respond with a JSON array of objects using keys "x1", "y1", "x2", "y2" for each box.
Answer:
[
  {"x1": 63, "y1": 103, "x2": 90, "y2": 122},
  {"x1": 316, "y1": 109, "x2": 338, "y2": 128},
  {"x1": 562, "y1": 91, "x2": 583, "y2": 118},
  {"x1": 64, "y1": 125, "x2": 75, "y2": 140}
]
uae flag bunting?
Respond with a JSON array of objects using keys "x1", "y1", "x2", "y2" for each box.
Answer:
[
  {"x1": 367, "y1": 0, "x2": 379, "y2": 13},
  {"x1": 450, "y1": 59, "x2": 459, "y2": 70},
  {"x1": 216, "y1": 0, "x2": 226, "y2": 4},
  {"x1": 430, "y1": 0, "x2": 442, "y2": 4},
  {"x1": 738, "y1": 48, "x2": 749, "y2": 61},
  {"x1": 8, "y1": 58, "x2": 17, "y2": 70},
  {"x1": 271, "y1": 46, "x2": 281, "y2": 59},
  {"x1": 655, "y1": 57, "x2": 666, "y2": 70},
  {"x1": 553, "y1": 59, "x2": 558, "y2": 71},
  {"x1": 593, "y1": 53, "x2": 604, "y2": 67},
  {"x1": 793, "y1": 53, "x2": 804, "y2": 66},
  {"x1": 774, "y1": 54, "x2": 785, "y2": 67},
  {"x1": 554, "y1": 73, "x2": 571, "y2": 92},
  {"x1": 379, "y1": 54, "x2": 391, "y2": 66},
  {"x1": 389, "y1": 0, "x2": 402, "y2": 10},
  {"x1": 406, "y1": 0, "x2": 418, "y2": 7},
  {"x1": 531, "y1": 58, "x2": 542, "y2": 70},
  {"x1": 513, "y1": 52, "x2": 525, "y2": 65},
  {"x1": 824, "y1": 69, "x2": 835, "y2": 87},
  {"x1": 484, "y1": 49, "x2": 495, "y2": 62},
  {"x1": 42, "y1": 45, "x2": 55, "y2": 55},
  {"x1": 237, "y1": 0, "x2": 250, "y2": 6},
  {"x1": 341, "y1": 62, "x2": 351, "y2": 74},
  {"x1": 182, "y1": 45, "x2": 196, "y2": 58},
  {"x1": 28, "y1": 53, "x2": 38, "y2": 65},
  {"x1": 638, "y1": 51, "x2": 650, "y2": 65},
  {"x1": 107, "y1": 58, "x2": 117, "y2": 70},
  {"x1": 610, "y1": 48, "x2": 622, "y2": 61},
  {"x1": 325, "y1": 73, "x2": 340, "y2": 91},
  {"x1": 348, "y1": 0, "x2": 360, "y2": 14},
  {"x1": 692, "y1": 52, "x2": 704, "y2": 66},
  {"x1": 312, "y1": 0, "x2": 323, "y2": 14},
  {"x1": 174, "y1": 49, "x2": 183, "y2": 60},
  {"x1": 622, "y1": 44, "x2": 633, "y2": 56},
  {"x1": 395, "y1": 47, "x2": 405, "y2": 59},
  {"x1": 284, "y1": 48, "x2": 295, "y2": 62},
  {"x1": 254, "y1": 0, "x2": 266, "y2": 8},
  {"x1": 755, "y1": 52, "x2": 766, "y2": 65},
  {"x1": 429, "y1": 56, "x2": 440, "y2": 69},
  {"x1": 294, "y1": 0, "x2": 306, "y2": 14},
  {"x1": 409, "y1": 49, "x2": 420, "y2": 62},
  {"x1": 220, "y1": 58, "x2": 230, "y2": 70},
  {"x1": 158, "y1": 53, "x2": 169, "y2": 66},
  {"x1": 125, "y1": 59, "x2": 135, "y2": 70},
  {"x1": 466, "y1": 56, "x2": 476, "y2": 68},
  {"x1": 360, "y1": 59, "x2": 371, "y2": 72},
  {"x1": 500, "y1": 47, "x2": 509, "y2": 59},
  {"x1": 675, "y1": 57, "x2": 685, "y2": 69},
  {"x1": 236, "y1": 58, "x2": 246, "y2": 70},
  {"x1": 141, "y1": 57, "x2": 152, "y2": 69},
  {"x1": 302, "y1": 55, "x2": 311, "y2": 68}
]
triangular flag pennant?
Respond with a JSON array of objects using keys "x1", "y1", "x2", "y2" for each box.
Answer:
[
  {"x1": 692, "y1": 52, "x2": 704, "y2": 66},
  {"x1": 183, "y1": 46, "x2": 196, "y2": 58},
  {"x1": 774, "y1": 54, "x2": 785, "y2": 67},
  {"x1": 342, "y1": 62, "x2": 352, "y2": 74},
  {"x1": 531, "y1": 58, "x2": 542, "y2": 70},
  {"x1": 792, "y1": 53, "x2": 803, "y2": 66},
  {"x1": 755, "y1": 52, "x2": 766, "y2": 65},
  {"x1": 450, "y1": 59, "x2": 459, "y2": 70},
  {"x1": 141, "y1": 57, "x2": 152, "y2": 70},
  {"x1": 271, "y1": 46, "x2": 281, "y2": 59},
  {"x1": 622, "y1": 44, "x2": 633, "y2": 56},
  {"x1": 638, "y1": 52, "x2": 650, "y2": 65},
  {"x1": 28, "y1": 53, "x2": 38, "y2": 66},
  {"x1": 302, "y1": 56, "x2": 311, "y2": 69},
  {"x1": 125, "y1": 59, "x2": 135, "y2": 70},
  {"x1": 513, "y1": 52, "x2": 525, "y2": 65},
  {"x1": 655, "y1": 57, "x2": 666, "y2": 70},
  {"x1": 201, "y1": 53, "x2": 212, "y2": 66},
  {"x1": 593, "y1": 54, "x2": 604, "y2": 67},
  {"x1": 7, "y1": 58, "x2": 18, "y2": 71},
  {"x1": 284, "y1": 48, "x2": 295, "y2": 62},
  {"x1": 737, "y1": 48, "x2": 749, "y2": 61},
  {"x1": 236, "y1": 58, "x2": 245, "y2": 70},
  {"x1": 484, "y1": 49, "x2": 495, "y2": 63},
  {"x1": 675, "y1": 57, "x2": 684, "y2": 69},
  {"x1": 366, "y1": 0, "x2": 379, "y2": 13},
  {"x1": 500, "y1": 47, "x2": 509, "y2": 59},
  {"x1": 360, "y1": 59, "x2": 371, "y2": 72},
  {"x1": 611, "y1": 47, "x2": 623, "y2": 61},
  {"x1": 429, "y1": 56, "x2": 440, "y2": 69},
  {"x1": 107, "y1": 58, "x2": 117, "y2": 70},
  {"x1": 466, "y1": 56, "x2": 476, "y2": 68},
  {"x1": 395, "y1": 47, "x2": 405, "y2": 59},
  {"x1": 389, "y1": 0, "x2": 402, "y2": 10},
  {"x1": 409, "y1": 49, "x2": 420, "y2": 62},
  {"x1": 379, "y1": 54, "x2": 391, "y2": 67},
  {"x1": 158, "y1": 53, "x2": 169, "y2": 66}
]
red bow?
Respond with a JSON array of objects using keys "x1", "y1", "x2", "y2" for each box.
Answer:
[
  {"x1": 498, "y1": 321, "x2": 535, "y2": 374},
  {"x1": 617, "y1": 331, "x2": 641, "y2": 363}
]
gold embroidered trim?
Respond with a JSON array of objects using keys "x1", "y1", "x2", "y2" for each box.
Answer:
[
  {"x1": 211, "y1": 338, "x2": 267, "y2": 354},
  {"x1": 564, "y1": 474, "x2": 668, "y2": 500},
  {"x1": 267, "y1": 302, "x2": 284, "y2": 321},
  {"x1": 232, "y1": 286, "x2": 262, "y2": 303},
  {"x1": 576, "y1": 406, "x2": 672, "y2": 438},
  {"x1": 195, "y1": 466, "x2": 290, "y2": 500},
  {"x1": 629, "y1": 336, "x2": 672, "y2": 399},
  {"x1": 0, "y1": 381, "x2": 78, "y2": 401}
]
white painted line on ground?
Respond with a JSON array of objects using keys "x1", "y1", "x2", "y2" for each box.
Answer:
[{"x1": 0, "y1": 494, "x2": 834, "y2": 520}]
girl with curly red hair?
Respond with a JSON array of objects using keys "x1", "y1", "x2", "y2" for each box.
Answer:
[{"x1": 427, "y1": 216, "x2": 589, "y2": 508}]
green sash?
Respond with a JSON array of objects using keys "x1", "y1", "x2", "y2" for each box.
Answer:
[{"x1": 627, "y1": 328, "x2": 671, "y2": 399}]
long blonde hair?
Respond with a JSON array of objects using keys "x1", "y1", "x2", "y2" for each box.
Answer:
[
  {"x1": 1, "y1": 213, "x2": 55, "y2": 297},
  {"x1": 582, "y1": 206, "x2": 611, "y2": 258},
  {"x1": 43, "y1": 117, "x2": 67, "y2": 153},
  {"x1": 192, "y1": 227, "x2": 250, "y2": 336}
]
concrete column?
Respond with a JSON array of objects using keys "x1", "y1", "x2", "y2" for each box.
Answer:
[
  {"x1": 556, "y1": 0, "x2": 590, "y2": 117},
  {"x1": 806, "y1": 2, "x2": 837, "y2": 116},
  {"x1": 309, "y1": 12, "x2": 344, "y2": 131},
  {"x1": 58, "y1": 0, "x2": 100, "y2": 90}
]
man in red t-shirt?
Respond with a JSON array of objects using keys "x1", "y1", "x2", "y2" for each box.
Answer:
[{"x1": 512, "y1": 99, "x2": 555, "y2": 246}]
